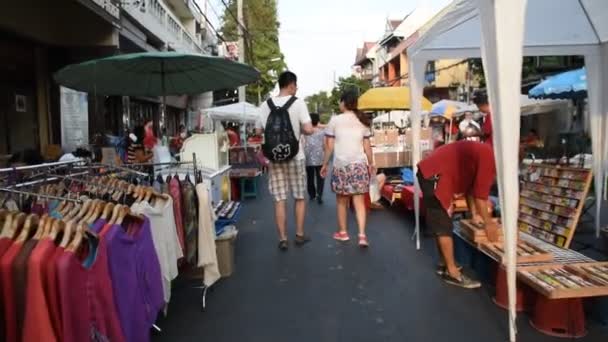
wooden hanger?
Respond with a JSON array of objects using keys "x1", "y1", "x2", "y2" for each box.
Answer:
[
  {"x1": 0, "y1": 209, "x2": 8, "y2": 229},
  {"x1": 108, "y1": 204, "x2": 122, "y2": 225},
  {"x1": 60, "y1": 219, "x2": 77, "y2": 248},
  {"x1": 15, "y1": 214, "x2": 40, "y2": 244},
  {"x1": 115, "y1": 205, "x2": 131, "y2": 225},
  {"x1": 86, "y1": 201, "x2": 104, "y2": 225},
  {"x1": 101, "y1": 202, "x2": 115, "y2": 221},
  {"x1": 73, "y1": 199, "x2": 92, "y2": 223},
  {"x1": 67, "y1": 222, "x2": 86, "y2": 253},
  {"x1": 40, "y1": 216, "x2": 56, "y2": 240},
  {"x1": 3, "y1": 212, "x2": 26, "y2": 240},
  {"x1": 32, "y1": 214, "x2": 49, "y2": 240},
  {"x1": 79, "y1": 199, "x2": 96, "y2": 225},
  {"x1": 143, "y1": 187, "x2": 153, "y2": 203},
  {"x1": 0, "y1": 212, "x2": 14, "y2": 238},
  {"x1": 49, "y1": 218, "x2": 64, "y2": 242},
  {"x1": 63, "y1": 202, "x2": 81, "y2": 221},
  {"x1": 59, "y1": 200, "x2": 73, "y2": 216}
]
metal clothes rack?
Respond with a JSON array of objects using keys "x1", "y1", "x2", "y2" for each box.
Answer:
[
  {"x1": 0, "y1": 159, "x2": 84, "y2": 173},
  {"x1": 0, "y1": 187, "x2": 83, "y2": 204}
]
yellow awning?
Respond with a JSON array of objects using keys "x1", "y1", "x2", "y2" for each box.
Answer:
[{"x1": 358, "y1": 87, "x2": 433, "y2": 111}]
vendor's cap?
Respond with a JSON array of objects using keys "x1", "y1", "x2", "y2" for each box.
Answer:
[{"x1": 472, "y1": 91, "x2": 488, "y2": 105}]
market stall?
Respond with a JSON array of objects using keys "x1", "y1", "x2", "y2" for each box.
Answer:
[
  {"x1": 359, "y1": 87, "x2": 433, "y2": 169},
  {"x1": 407, "y1": 1, "x2": 608, "y2": 340},
  {"x1": 198, "y1": 102, "x2": 264, "y2": 200}
]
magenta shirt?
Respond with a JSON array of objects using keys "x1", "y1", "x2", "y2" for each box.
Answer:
[
  {"x1": 104, "y1": 217, "x2": 164, "y2": 342},
  {"x1": 57, "y1": 237, "x2": 125, "y2": 342}
]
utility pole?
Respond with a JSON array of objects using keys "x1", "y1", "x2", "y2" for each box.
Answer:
[{"x1": 237, "y1": 0, "x2": 246, "y2": 103}]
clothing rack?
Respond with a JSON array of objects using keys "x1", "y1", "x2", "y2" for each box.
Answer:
[
  {"x1": 0, "y1": 159, "x2": 84, "y2": 173},
  {"x1": 0, "y1": 187, "x2": 83, "y2": 203},
  {"x1": 81, "y1": 164, "x2": 149, "y2": 177}
]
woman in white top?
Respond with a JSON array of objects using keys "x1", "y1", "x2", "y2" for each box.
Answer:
[{"x1": 321, "y1": 91, "x2": 375, "y2": 247}]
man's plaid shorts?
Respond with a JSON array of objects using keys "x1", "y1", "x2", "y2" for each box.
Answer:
[{"x1": 268, "y1": 158, "x2": 307, "y2": 202}]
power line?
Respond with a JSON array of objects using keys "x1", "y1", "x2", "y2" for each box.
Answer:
[
  {"x1": 219, "y1": 0, "x2": 252, "y2": 38},
  {"x1": 200, "y1": 7, "x2": 227, "y2": 44},
  {"x1": 206, "y1": 0, "x2": 223, "y2": 25}
]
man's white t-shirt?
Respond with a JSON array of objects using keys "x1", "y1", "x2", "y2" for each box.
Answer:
[{"x1": 256, "y1": 95, "x2": 311, "y2": 160}]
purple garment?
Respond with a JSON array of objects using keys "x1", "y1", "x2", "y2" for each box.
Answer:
[
  {"x1": 103, "y1": 216, "x2": 164, "y2": 342},
  {"x1": 91, "y1": 218, "x2": 108, "y2": 234}
]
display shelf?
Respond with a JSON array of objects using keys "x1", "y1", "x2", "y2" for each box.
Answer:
[
  {"x1": 518, "y1": 213, "x2": 570, "y2": 237},
  {"x1": 481, "y1": 240, "x2": 554, "y2": 264},
  {"x1": 519, "y1": 164, "x2": 593, "y2": 248},
  {"x1": 519, "y1": 199, "x2": 576, "y2": 219},
  {"x1": 459, "y1": 219, "x2": 503, "y2": 244},
  {"x1": 214, "y1": 201, "x2": 242, "y2": 235},
  {"x1": 520, "y1": 206, "x2": 575, "y2": 227},
  {"x1": 519, "y1": 223, "x2": 569, "y2": 247},
  {"x1": 518, "y1": 262, "x2": 608, "y2": 299}
]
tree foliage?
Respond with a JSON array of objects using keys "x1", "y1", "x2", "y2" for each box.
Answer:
[
  {"x1": 305, "y1": 76, "x2": 372, "y2": 117},
  {"x1": 221, "y1": 0, "x2": 287, "y2": 104}
]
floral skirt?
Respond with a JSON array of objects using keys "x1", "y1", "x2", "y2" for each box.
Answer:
[{"x1": 331, "y1": 162, "x2": 370, "y2": 195}]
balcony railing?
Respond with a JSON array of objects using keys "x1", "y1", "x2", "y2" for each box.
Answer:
[{"x1": 123, "y1": 0, "x2": 204, "y2": 54}]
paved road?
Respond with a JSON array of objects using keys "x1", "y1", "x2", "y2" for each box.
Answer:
[{"x1": 153, "y1": 185, "x2": 607, "y2": 342}]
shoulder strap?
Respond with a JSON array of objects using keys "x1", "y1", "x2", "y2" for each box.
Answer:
[
  {"x1": 267, "y1": 98, "x2": 277, "y2": 111},
  {"x1": 283, "y1": 96, "x2": 298, "y2": 110}
]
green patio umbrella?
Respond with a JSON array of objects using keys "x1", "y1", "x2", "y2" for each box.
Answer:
[
  {"x1": 54, "y1": 51, "x2": 260, "y2": 96},
  {"x1": 54, "y1": 51, "x2": 260, "y2": 133}
]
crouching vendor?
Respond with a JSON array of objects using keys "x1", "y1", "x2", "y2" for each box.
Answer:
[{"x1": 417, "y1": 140, "x2": 497, "y2": 289}]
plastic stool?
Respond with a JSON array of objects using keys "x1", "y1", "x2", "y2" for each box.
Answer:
[
  {"x1": 530, "y1": 296, "x2": 587, "y2": 338},
  {"x1": 493, "y1": 266, "x2": 531, "y2": 312},
  {"x1": 240, "y1": 177, "x2": 258, "y2": 199}
]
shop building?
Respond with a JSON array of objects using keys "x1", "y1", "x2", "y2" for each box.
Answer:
[
  {"x1": 354, "y1": 6, "x2": 475, "y2": 101},
  {"x1": 0, "y1": 0, "x2": 215, "y2": 164}
]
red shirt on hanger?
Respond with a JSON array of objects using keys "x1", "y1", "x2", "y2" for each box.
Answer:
[
  {"x1": 44, "y1": 246, "x2": 66, "y2": 340},
  {"x1": 23, "y1": 239, "x2": 58, "y2": 342},
  {"x1": 0, "y1": 242, "x2": 23, "y2": 342},
  {"x1": 57, "y1": 237, "x2": 125, "y2": 342}
]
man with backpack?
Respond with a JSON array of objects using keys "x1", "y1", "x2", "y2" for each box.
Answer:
[{"x1": 256, "y1": 71, "x2": 314, "y2": 250}]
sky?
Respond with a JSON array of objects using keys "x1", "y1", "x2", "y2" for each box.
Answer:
[
  {"x1": 201, "y1": 0, "x2": 451, "y2": 97},
  {"x1": 277, "y1": 0, "x2": 451, "y2": 97}
]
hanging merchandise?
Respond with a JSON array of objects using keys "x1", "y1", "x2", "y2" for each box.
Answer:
[
  {"x1": 0, "y1": 161, "x2": 190, "y2": 341},
  {"x1": 196, "y1": 183, "x2": 221, "y2": 288}
]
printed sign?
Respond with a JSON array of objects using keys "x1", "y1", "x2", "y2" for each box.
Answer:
[{"x1": 60, "y1": 86, "x2": 89, "y2": 153}]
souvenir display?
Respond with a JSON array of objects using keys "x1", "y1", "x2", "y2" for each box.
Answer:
[
  {"x1": 459, "y1": 219, "x2": 503, "y2": 244},
  {"x1": 518, "y1": 263, "x2": 608, "y2": 299},
  {"x1": 481, "y1": 240, "x2": 554, "y2": 264},
  {"x1": 519, "y1": 165, "x2": 593, "y2": 248}
]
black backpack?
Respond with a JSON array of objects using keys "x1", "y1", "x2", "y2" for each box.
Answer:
[{"x1": 262, "y1": 97, "x2": 299, "y2": 162}]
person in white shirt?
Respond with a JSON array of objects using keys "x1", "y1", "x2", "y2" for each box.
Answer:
[
  {"x1": 256, "y1": 71, "x2": 313, "y2": 250},
  {"x1": 458, "y1": 111, "x2": 481, "y2": 134},
  {"x1": 321, "y1": 90, "x2": 375, "y2": 248}
]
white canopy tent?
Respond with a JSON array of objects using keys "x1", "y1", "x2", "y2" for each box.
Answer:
[
  {"x1": 407, "y1": 1, "x2": 608, "y2": 341},
  {"x1": 452, "y1": 95, "x2": 568, "y2": 116},
  {"x1": 520, "y1": 95, "x2": 569, "y2": 116},
  {"x1": 204, "y1": 102, "x2": 261, "y2": 123},
  {"x1": 373, "y1": 110, "x2": 410, "y2": 124}
]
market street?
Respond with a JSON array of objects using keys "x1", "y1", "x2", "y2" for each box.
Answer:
[{"x1": 153, "y1": 185, "x2": 607, "y2": 342}]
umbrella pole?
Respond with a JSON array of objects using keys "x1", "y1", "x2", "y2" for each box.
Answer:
[
  {"x1": 448, "y1": 118, "x2": 453, "y2": 142},
  {"x1": 160, "y1": 60, "x2": 166, "y2": 137}
]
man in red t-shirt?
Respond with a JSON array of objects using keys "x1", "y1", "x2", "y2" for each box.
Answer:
[
  {"x1": 417, "y1": 140, "x2": 497, "y2": 289},
  {"x1": 473, "y1": 92, "x2": 493, "y2": 146}
]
